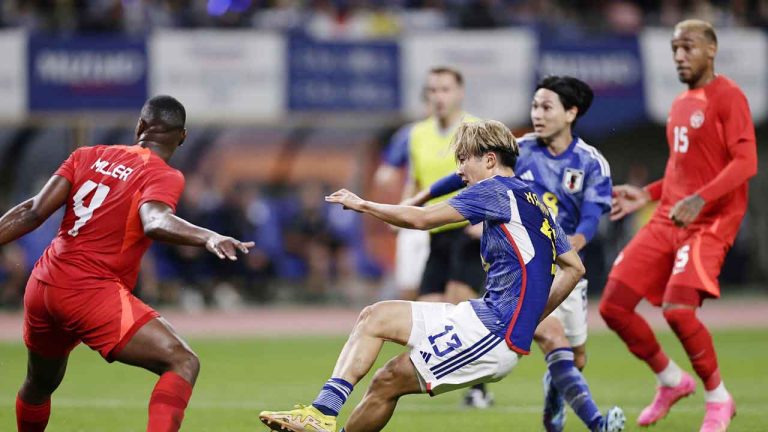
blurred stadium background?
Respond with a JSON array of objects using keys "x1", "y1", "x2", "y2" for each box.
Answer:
[
  {"x1": 0, "y1": 0, "x2": 766, "y2": 310},
  {"x1": 0, "y1": 2, "x2": 767, "y2": 431}
]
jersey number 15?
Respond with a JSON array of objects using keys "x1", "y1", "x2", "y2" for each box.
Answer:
[
  {"x1": 673, "y1": 126, "x2": 689, "y2": 154},
  {"x1": 68, "y1": 180, "x2": 111, "y2": 237}
]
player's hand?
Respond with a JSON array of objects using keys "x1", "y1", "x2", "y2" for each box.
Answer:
[
  {"x1": 610, "y1": 184, "x2": 650, "y2": 221},
  {"x1": 669, "y1": 194, "x2": 705, "y2": 227},
  {"x1": 205, "y1": 235, "x2": 255, "y2": 261},
  {"x1": 325, "y1": 189, "x2": 366, "y2": 212},
  {"x1": 567, "y1": 233, "x2": 587, "y2": 252}
]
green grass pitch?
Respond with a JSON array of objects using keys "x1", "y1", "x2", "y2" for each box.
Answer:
[{"x1": 1, "y1": 329, "x2": 766, "y2": 431}]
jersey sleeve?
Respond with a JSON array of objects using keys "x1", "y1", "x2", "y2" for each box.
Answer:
[
  {"x1": 139, "y1": 168, "x2": 185, "y2": 212},
  {"x1": 695, "y1": 88, "x2": 758, "y2": 202},
  {"x1": 583, "y1": 158, "x2": 612, "y2": 211},
  {"x1": 645, "y1": 179, "x2": 664, "y2": 201},
  {"x1": 447, "y1": 180, "x2": 508, "y2": 225},
  {"x1": 54, "y1": 148, "x2": 86, "y2": 182},
  {"x1": 552, "y1": 216, "x2": 571, "y2": 256},
  {"x1": 381, "y1": 124, "x2": 412, "y2": 168}
]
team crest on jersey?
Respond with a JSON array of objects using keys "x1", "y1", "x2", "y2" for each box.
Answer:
[
  {"x1": 562, "y1": 168, "x2": 584, "y2": 194},
  {"x1": 690, "y1": 110, "x2": 705, "y2": 129}
]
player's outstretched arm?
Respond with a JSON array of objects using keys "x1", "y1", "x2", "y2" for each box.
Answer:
[
  {"x1": 0, "y1": 175, "x2": 70, "y2": 246},
  {"x1": 539, "y1": 249, "x2": 585, "y2": 322},
  {"x1": 325, "y1": 188, "x2": 465, "y2": 230},
  {"x1": 139, "y1": 201, "x2": 254, "y2": 260}
]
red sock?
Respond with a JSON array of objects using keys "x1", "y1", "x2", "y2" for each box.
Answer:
[
  {"x1": 16, "y1": 394, "x2": 50, "y2": 432},
  {"x1": 599, "y1": 279, "x2": 669, "y2": 373},
  {"x1": 663, "y1": 308, "x2": 720, "y2": 390},
  {"x1": 147, "y1": 372, "x2": 193, "y2": 432}
]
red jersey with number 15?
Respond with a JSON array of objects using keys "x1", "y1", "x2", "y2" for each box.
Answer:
[
  {"x1": 651, "y1": 75, "x2": 757, "y2": 245},
  {"x1": 31, "y1": 145, "x2": 185, "y2": 291}
]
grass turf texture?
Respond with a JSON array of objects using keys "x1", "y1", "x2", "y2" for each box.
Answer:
[{"x1": 1, "y1": 329, "x2": 766, "y2": 431}]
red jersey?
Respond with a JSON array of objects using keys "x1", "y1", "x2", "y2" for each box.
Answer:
[
  {"x1": 647, "y1": 75, "x2": 758, "y2": 245},
  {"x1": 32, "y1": 145, "x2": 185, "y2": 290}
]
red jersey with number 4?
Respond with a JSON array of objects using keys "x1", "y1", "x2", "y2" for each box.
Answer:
[
  {"x1": 32, "y1": 145, "x2": 185, "y2": 291},
  {"x1": 649, "y1": 75, "x2": 757, "y2": 245}
]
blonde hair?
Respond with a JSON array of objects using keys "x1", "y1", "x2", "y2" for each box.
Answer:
[
  {"x1": 452, "y1": 120, "x2": 519, "y2": 167},
  {"x1": 675, "y1": 19, "x2": 717, "y2": 45}
]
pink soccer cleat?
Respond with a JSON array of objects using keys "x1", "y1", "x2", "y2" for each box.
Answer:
[
  {"x1": 699, "y1": 396, "x2": 736, "y2": 432},
  {"x1": 637, "y1": 372, "x2": 696, "y2": 427}
]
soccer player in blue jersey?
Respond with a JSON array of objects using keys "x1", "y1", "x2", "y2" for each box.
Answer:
[
  {"x1": 407, "y1": 76, "x2": 623, "y2": 432},
  {"x1": 259, "y1": 120, "x2": 621, "y2": 432}
]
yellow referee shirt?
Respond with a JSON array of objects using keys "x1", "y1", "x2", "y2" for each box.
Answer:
[{"x1": 409, "y1": 113, "x2": 480, "y2": 233}]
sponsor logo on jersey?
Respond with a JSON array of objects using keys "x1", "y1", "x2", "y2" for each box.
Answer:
[
  {"x1": 519, "y1": 170, "x2": 535, "y2": 181},
  {"x1": 690, "y1": 110, "x2": 705, "y2": 129},
  {"x1": 562, "y1": 168, "x2": 584, "y2": 194}
]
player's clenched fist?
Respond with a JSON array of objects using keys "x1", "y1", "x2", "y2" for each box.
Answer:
[
  {"x1": 205, "y1": 234, "x2": 255, "y2": 260},
  {"x1": 325, "y1": 189, "x2": 366, "y2": 212}
]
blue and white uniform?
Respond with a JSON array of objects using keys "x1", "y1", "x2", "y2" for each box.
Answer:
[
  {"x1": 408, "y1": 176, "x2": 571, "y2": 395},
  {"x1": 516, "y1": 134, "x2": 612, "y2": 346}
]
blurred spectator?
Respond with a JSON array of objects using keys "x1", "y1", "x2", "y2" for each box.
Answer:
[
  {"x1": 282, "y1": 182, "x2": 354, "y2": 301},
  {"x1": 4, "y1": 0, "x2": 768, "y2": 35}
]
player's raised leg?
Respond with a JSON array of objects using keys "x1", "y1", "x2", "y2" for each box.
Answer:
[
  {"x1": 259, "y1": 301, "x2": 413, "y2": 432},
  {"x1": 113, "y1": 317, "x2": 200, "y2": 432},
  {"x1": 16, "y1": 352, "x2": 68, "y2": 432}
]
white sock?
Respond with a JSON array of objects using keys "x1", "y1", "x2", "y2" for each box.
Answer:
[
  {"x1": 705, "y1": 382, "x2": 730, "y2": 403},
  {"x1": 655, "y1": 360, "x2": 683, "y2": 387}
]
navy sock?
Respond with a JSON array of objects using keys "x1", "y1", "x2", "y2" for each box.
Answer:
[
  {"x1": 546, "y1": 348, "x2": 602, "y2": 430},
  {"x1": 312, "y1": 377, "x2": 354, "y2": 417}
]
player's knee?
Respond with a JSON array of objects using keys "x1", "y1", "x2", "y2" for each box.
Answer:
[
  {"x1": 662, "y1": 307, "x2": 696, "y2": 334},
  {"x1": 355, "y1": 303, "x2": 387, "y2": 335},
  {"x1": 22, "y1": 376, "x2": 58, "y2": 398},
  {"x1": 369, "y1": 360, "x2": 406, "y2": 399},
  {"x1": 599, "y1": 298, "x2": 627, "y2": 330},
  {"x1": 163, "y1": 342, "x2": 200, "y2": 380},
  {"x1": 534, "y1": 324, "x2": 568, "y2": 354}
]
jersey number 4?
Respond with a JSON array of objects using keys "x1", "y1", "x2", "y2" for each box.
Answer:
[
  {"x1": 673, "y1": 126, "x2": 689, "y2": 153},
  {"x1": 68, "y1": 180, "x2": 111, "y2": 237}
]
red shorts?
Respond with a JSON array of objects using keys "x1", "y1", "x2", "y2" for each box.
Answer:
[
  {"x1": 23, "y1": 277, "x2": 159, "y2": 360},
  {"x1": 608, "y1": 221, "x2": 729, "y2": 307}
]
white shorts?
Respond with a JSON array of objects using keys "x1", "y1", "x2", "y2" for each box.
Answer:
[
  {"x1": 550, "y1": 279, "x2": 588, "y2": 346},
  {"x1": 408, "y1": 301, "x2": 519, "y2": 396},
  {"x1": 395, "y1": 229, "x2": 430, "y2": 290}
]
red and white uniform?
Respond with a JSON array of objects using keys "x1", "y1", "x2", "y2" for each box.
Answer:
[
  {"x1": 610, "y1": 75, "x2": 757, "y2": 305},
  {"x1": 24, "y1": 145, "x2": 184, "y2": 359}
]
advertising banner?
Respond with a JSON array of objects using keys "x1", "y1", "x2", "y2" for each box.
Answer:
[
  {"x1": 537, "y1": 36, "x2": 646, "y2": 136},
  {"x1": 401, "y1": 30, "x2": 536, "y2": 123},
  {"x1": 150, "y1": 31, "x2": 284, "y2": 121},
  {"x1": 0, "y1": 30, "x2": 26, "y2": 120},
  {"x1": 288, "y1": 36, "x2": 399, "y2": 111},
  {"x1": 28, "y1": 36, "x2": 147, "y2": 111}
]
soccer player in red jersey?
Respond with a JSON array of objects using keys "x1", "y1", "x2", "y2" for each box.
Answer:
[
  {"x1": 599, "y1": 20, "x2": 757, "y2": 432},
  {"x1": 0, "y1": 95, "x2": 254, "y2": 432}
]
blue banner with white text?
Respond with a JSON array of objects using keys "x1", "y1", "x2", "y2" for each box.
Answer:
[
  {"x1": 536, "y1": 36, "x2": 646, "y2": 137},
  {"x1": 28, "y1": 36, "x2": 148, "y2": 111},
  {"x1": 288, "y1": 36, "x2": 400, "y2": 111}
]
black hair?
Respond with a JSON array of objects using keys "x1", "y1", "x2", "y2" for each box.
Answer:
[
  {"x1": 536, "y1": 76, "x2": 594, "y2": 122},
  {"x1": 140, "y1": 95, "x2": 186, "y2": 130}
]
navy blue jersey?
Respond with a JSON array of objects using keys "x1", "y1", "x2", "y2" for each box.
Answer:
[
  {"x1": 515, "y1": 134, "x2": 612, "y2": 237},
  {"x1": 381, "y1": 123, "x2": 413, "y2": 168},
  {"x1": 448, "y1": 176, "x2": 570, "y2": 354}
]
